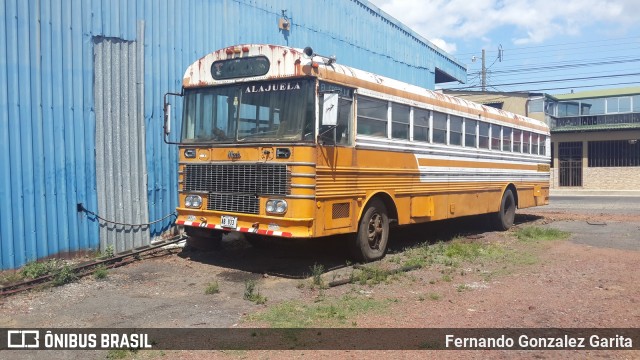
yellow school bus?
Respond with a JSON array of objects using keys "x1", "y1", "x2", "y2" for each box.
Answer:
[{"x1": 165, "y1": 44, "x2": 550, "y2": 261}]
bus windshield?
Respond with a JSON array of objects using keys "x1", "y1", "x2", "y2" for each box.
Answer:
[{"x1": 181, "y1": 79, "x2": 315, "y2": 143}]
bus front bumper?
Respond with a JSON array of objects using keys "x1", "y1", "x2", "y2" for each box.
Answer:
[{"x1": 175, "y1": 208, "x2": 315, "y2": 238}]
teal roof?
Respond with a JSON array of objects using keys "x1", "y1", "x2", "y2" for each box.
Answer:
[
  {"x1": 553, "y1": 87, "x2": 640, "y2": 100},
  {"x1": 552, "y1": 123, "x2": 640, "y2": 133}
]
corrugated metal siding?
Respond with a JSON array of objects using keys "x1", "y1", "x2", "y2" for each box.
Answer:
[
  {"x1": 0, "y1": 0, "x2": 466, "y2": 270},
  {"x1": 0, "y1": 0, "x2": 99, "y2": 269},
  {"x1": 94, "y1": 24, "x2": 150, "y2": 253}
]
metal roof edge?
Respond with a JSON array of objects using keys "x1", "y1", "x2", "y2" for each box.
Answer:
[{"x1": 357, "y1": 0, "x2": 464, "y2": 68}]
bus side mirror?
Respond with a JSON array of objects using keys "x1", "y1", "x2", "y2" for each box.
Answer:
[
  {"x1": 164, "y1": 103, "x2": 171, "y2": 135},
  {"x1": 322, "y1": 93, "x2": 338, "y2": 126},
  {"x1": 163, "y1": 92, "x2": 183, "y2": 144}
]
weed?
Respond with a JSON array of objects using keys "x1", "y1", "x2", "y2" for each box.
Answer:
[
  {"x1": 355, "y1": 265, "x2": 391, "y2": 285},
  {"x1": 309, "y1": 263, "x2": 325, "y2": 288},
  {"x1": 93, "y1": 265, "x2": 108, "y2": 280},
  {"x1": 402, "y1": 256, "x2": 426, "y2": 269},
  {"x1": 103, "y1": 245, "x2": 115, "y2": 258},
  {"x1": 0, "y1": 271, "x2": 24, "y2": 285},
  {"x1": 244, "y1": 280, "x2": 267, "y2": 304},
  {"x1": 21, "y1": 260, "x2": 59, "y2": 279},
  {"x1": 296, "y1": 282, "x2": 305, "y2": 289},
  {"x1": 441, "y1": 274, "x2": 452, "y2": 282},
  {"x1": 429, "y1": 292, "x2": 441, "y2": 300},
  {"x1": 417, "y1": 295, "x2": 426, "y2": 301},
  {"x1": 456, "y1": 284, "x2": 471, "y2": 292},
  {"x1": 205, "y1": 280, "x2": 220, "y2": 295},
  {"x1": 106, "y1": 348, "x2": 138, "y2": 359},
  {"x1": 248, "y1": 294, "x2": 388, "y2": 327},
  {"x1": 52, "y1": 263, "x2": 77, "y2": 286},
  {"x1": 515, "y1": 226, "x2": 570, "y2": 242}
]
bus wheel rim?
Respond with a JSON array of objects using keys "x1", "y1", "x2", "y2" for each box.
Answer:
[{"x1": 367, "y1": 213, "x2": 383, "y2": 249}]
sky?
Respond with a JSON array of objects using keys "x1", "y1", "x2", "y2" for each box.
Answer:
[{"x1": 367, "y1": 0, "x2": 640, "y2": 95}]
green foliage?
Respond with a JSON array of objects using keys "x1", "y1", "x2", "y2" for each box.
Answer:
[
  {"x1": 244, "y1": 280, "x2": 267, "y2": 304},
  {"x1": 429, "y1": 293, "x2": 441, "y2": 300},
  {"x1": 249, "y1": 294, "x2": 388, "y2": 327},
  {"x1": 93, "y1": 265, "x2": 108, "y2": 280},
  {"x1": 515, "y1": 226, "x2": 570, "y2": 242},
  {"x1": 355, "y1": 265, "x2": 395, "y2": 285},
  {"x1": 309, "y1": 263, "x2": 325, "y2": 288},
  {"x1": 21, "y1": 259, "x2": 60, "y2": 279},
  {"x1": 52, "y1": 263, "x2": 77, "y2": 286},
  {"x1": 106, "y1": 349, "x2": 138, "y2": 359},
  {"x1": 205, "y1": 281, "x2": 220, "y2": 295},
  {"x1": 0, "y1": 271, "x2": 24, "y2": 286},
  {"x1": 103, "y1": 245, "x2": 115, "y2": 259}
]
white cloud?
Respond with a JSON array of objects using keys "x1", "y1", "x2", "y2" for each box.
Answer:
[
  {"x1": 430, "y1": 38, "x2": 457, "y2": 53},
  {"x1": 369, "y1": 0, "x2": 639, "y2": 46}
]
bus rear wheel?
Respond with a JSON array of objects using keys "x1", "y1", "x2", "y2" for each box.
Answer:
[
  {"x1": 493, "y1": 188, "x2": 516, "y2": 231},
  {"x1": 350, "y1": 199, "x2": 389, "y2": 262},
  {"x1": 185, "y1": 227, "x2": 223, "y2": 251}
]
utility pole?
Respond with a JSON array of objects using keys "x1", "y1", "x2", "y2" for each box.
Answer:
[{"x1": 481, "y1": 48, "x2": 486, "y2": 91}]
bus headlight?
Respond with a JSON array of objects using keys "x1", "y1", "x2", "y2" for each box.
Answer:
[
  {"x1": 185, "y1": 195, "x2": 202, "y2": 208},
  {"x1": 266, "y1": 199, "x2": 287, "y2": 214}
]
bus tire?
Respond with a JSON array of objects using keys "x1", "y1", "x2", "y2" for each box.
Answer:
[
  {"x1": 350, "y1": 199, "x2": 389, "y2": 262},
  {"x1": 493, "y1": 189, "x2": 516, "y2": 231},
  {"x1": 185, "y1": 227, "x2": 223, "y2": 251}
]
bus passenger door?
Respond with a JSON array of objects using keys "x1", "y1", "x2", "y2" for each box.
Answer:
[{"x1": 317, "y1": 86, "x2": 356, "y2": 231}]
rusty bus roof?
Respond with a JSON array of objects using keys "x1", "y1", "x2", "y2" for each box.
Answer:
[{"x1": 183, "y1": 44, "x2": 549, "y2": 133}]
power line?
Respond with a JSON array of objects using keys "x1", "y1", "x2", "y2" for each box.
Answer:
[
  {"x1": 469, "y1": 57, "x2": 640, "y2": 76},
  {"x1": 454, "y1": 35, "x2": 640, "y2": 56},
  {"x1": 445, "y1": 72, "x2": 640, "y2": 90}
]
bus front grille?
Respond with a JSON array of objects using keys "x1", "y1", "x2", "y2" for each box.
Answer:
[
  {"x1": 207, "y1": 193, "x2": 259, "y2": 214},
  {"x1": 184, "y1": 163, "x2": 290, "y2": 214}
]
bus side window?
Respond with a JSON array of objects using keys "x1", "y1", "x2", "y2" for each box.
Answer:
[
  {"x1": 432, "y1": 111, "x2": 447, "y2": 144},
  {"x1": 319, "y1": 94, "x2": 353, "y2": 145},
  {"x1": 357, "y1": 96, "x2": 388, "y2": 138}
]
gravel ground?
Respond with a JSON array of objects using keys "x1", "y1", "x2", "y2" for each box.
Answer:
[{"x1": 1, "y1": 197, "x2": 639, "y2": 360}]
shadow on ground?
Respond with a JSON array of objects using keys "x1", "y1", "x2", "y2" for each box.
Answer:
[{"x1": 178, "y1": 213, "x2": 543, "y2": 280}]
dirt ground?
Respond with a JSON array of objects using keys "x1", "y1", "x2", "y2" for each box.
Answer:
[{"x1": 1, "y1": 197, "x2": 639, "y2": 359}]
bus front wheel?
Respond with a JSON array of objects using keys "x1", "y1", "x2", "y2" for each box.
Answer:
[
  {"x1": 350, "y1": 199, "x2": 389, "y2": 262},
  {"x1": 493, "y1": 189, "x2": 516, "y2": 231}
]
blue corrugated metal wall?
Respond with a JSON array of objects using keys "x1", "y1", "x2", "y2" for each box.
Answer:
[{"x1": 0, "y1": 0, "x2": 466, "y2": 270}]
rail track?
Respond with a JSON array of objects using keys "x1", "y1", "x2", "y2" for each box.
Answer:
[{"x1": 0, "y1": 235, "x2": 187, "y2": 296}]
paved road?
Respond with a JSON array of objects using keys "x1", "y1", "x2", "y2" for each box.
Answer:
[{"x1": 544, "y1": 195, "x2": 640, "y2": 214}]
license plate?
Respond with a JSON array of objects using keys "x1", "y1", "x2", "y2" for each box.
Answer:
[{"x1": 220, "y1": 215, "x2": 238, "y2": 229}]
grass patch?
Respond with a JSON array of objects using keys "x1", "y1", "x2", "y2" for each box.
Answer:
[
  {"x1": 93, "y1": 265, "x2": 108, "y2": 280},
  {"x1": 354, "y1": 264, "x2": 399, "y2": 285},
  {"x1": 244, "y1": 280, "x2": 267, "y2": 304},
  {"x1": 429, "y1": 292, "x2": 441, "y2": 300},
  {"x1": 400, "y1": 237, "x2": 506, "y2": 272},
  {"x1": 19, "y1": 259, "x2": 78, "y2": 287},
  {"x1": 515, "y1": 226, "x2": 570, "y2": 242},
  {"x1": 21, "y1": 259, "x2": 61, "y2": 279},
  {"x1": 205, "y1": 280, "x2": 219, "y2": 295},
  {"x1": 248, "y1": 294, "x2": 388, "y2": 327},
  {"x1": 0, "y1": 271, "x2": 24, "y2": 286},
  {"x1": 106, "y1": 349, "x2": 138, "y2": 359},
  {"x1": 52, "y1": 263, "x2": 77, "y2": 286},
  {"x1": 309, "y1": 263, "x2": 325, "y2": 289}
]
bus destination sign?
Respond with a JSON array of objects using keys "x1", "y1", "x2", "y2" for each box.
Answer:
[{"x1": 211, "y1": 56, "x2": 270, "y2": 80}]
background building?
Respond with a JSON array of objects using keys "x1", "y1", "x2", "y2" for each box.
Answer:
[
  {"x1": 548, "y1": 87, "x2": 640, "y2": 190},
  {"x1": 444, "y1": 88, "x2": 640, "y2": 191},
  {"x1": 0, "y1": 0, "x2": 466, "y2": 270}
]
